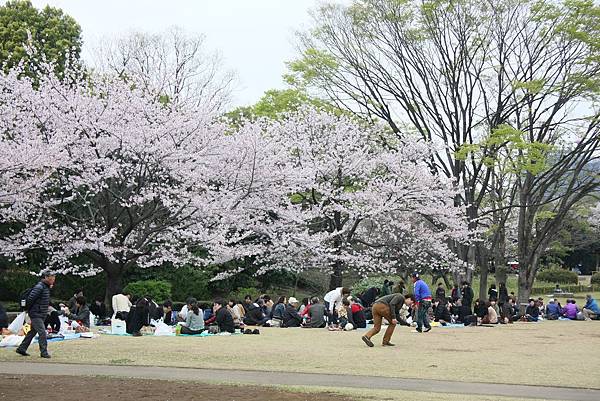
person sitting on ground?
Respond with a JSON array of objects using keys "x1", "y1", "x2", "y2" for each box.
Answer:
[
  {"x1": 178, "y1": 296, "x2": 196, "y2": 322},
  {"x1": 335, "y1": 298, "x2": 351, "y2": 329},
  {"x1": 203, "y1": 303, "x2": 215, "y2": 325},
  {"x1": 324, "y1": 287, "x2": 352, "y2": 325},
  {"x1": 474, "y1": 299, "x2": 487, "y2": 320},
  {"x1": 582, "y1": 294, "x2": 600, "y2": 321},
  {"x1": 298, "y1": 298, "x2": 310, "y2": 315},
  {"x1": 350, "y1": 297, "x2": 367, "y2": 329},
  {"x1": 162, "y1": 300, "x2": 175, "y2": 325},
  {"x1": 545, "y1": 299, "x2": 560, "y2": 320},
  {"x1": 303, "y1": 297, "x2": 326, "y2": 328},
  {"x1": 242, "y1": 295, "x2": 253, "y2": 313},
  {"x1": 271, "y1": 296, "x2": 286, "y2": 322},
  {"x1": 451, "y1": 284, "x2": 461, "y2": 303},
  {"x1": 536, "y1": 297, "x2": 545, "y2": 319},
  {"x1": 181, "y1": 300, "x2": 205, "y2": 335},
  {"x1": 63, "y1": 296, "x2": 90, "y2": 328},
  {"x1": 261, "y1": 295, "x2": 274, "y2": 317},
  {"x1": 435, "y1": 283, "x2": 446, "y2": 301},
  {"x1": 127, "y1": 296, "x2": 152, "y2": 336},
  {"x1": 68, "y1": 289, "x2": 83, "y2": 312},
  {"x1": 283, "y1": 297, "x2": 303, "y2": 327},
  {"x1": 45, "y1": 303, "x2": 62, "y2": 333},
  {"x1": 451, "y1": 299, "x2": 464, "y2": 323},
  {"x1": 561, "y1": 299, "x2": 578, "y2": 320},
  {"x1": 214, "y1": 298, "x2": 235, "y2": 333},
  {"x1": 89, "y1": 297, "x2": 107, "y2": 320},
  {"x1": 230, "y1": 300, "x2": 245, "y2": 328},
  {"x1": 112, "y1": 290, "x2": 132, "y2": 320},
  {"x1": 243, "y1": 299, "x2": 270, "y2": 326},
  {"x1": 523, "y1": 298, "x2": 540, "y2": 322},
  {"x1": 481, "y1": 301, "x2": 499, "y2": 324},
  {"x1": 146, "y1": 296, "x2": 163, "y2": 322},
  {"x1": 433, "y1": 298, "x2": 451, "y2": 325},
  {"x1": 359, "y1": 287, "x2": 380, "y2": 308}
]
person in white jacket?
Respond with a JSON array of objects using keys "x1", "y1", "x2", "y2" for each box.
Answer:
[
  {"x1": 111, "y1": 291, "x2": 132, "y2": 319},
  {"x1": 324, "y1": 287, "x2": 351, "y2": 325}
]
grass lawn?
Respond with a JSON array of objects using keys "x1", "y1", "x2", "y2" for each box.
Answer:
[{"x1": 1, "y1": 320, "x2": 599, "y2": 390}]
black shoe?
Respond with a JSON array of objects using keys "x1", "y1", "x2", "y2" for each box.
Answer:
[
  {"x1": 382, "y1": 342, "x2": 395, "y2": 346},
  {"x1": 16, "y1": 349, "x2": 30, "y2": 357},
  {"x1": 361, "y1": 336, "x2": 374, "y2": 347},
  {"x1": 40, "y1": 354, "x2": 51, "y2": 359},
  {"x1": 252, "y1": 329, "x2": 260, "y2": 335},
  {"x1": 416, "y1": 328, "x2": 422, "y2": 333},
  {"x1": 244, "y1": 329, "x2": 253, "y2": 335},
  {"x1": 424, "y1": 327, "x2": 431, "y2": 333}
]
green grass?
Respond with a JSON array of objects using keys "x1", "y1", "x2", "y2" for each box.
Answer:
[{"x1": 2, "y1": 320, "x2": 599, "y2": 389}]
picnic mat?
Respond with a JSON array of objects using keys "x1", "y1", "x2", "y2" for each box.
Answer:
[{"x1": 0, "y1": 333, "x2": 82, "y2": 348}]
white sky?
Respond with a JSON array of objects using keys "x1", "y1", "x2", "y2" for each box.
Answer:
[{"x1": 29, "y1": 0, "x2": 324, "y2": 107}]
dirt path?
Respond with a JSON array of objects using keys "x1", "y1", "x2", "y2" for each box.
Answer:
[
  {"x1": 1, "y1": 361, "x2": 599, "y2": 401},
  {"x1": 0, "y1": 374, "x2": 352, "y2": 401}
]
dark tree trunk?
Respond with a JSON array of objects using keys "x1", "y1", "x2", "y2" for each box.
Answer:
[
  {"x1": 329, "y1": 260, "x2": 343, "y2": 290},
  {"x1": 105, "y1": 265, "x2": 124, "y2": 313}
]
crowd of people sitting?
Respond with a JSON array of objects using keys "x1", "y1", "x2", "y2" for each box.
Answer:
[{"x1": 2, "y1": 279, "x2": 599, "y2": 339}]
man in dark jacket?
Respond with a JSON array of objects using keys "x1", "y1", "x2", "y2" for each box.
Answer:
[
  {"x1": 461, "y1": 282, "x2": 474, "y2": 312},
  {"x1": 305, "y1": 297, "x2": 326, "y2": 328},
  {"x1": 17, "y1": 271, "x2": 55, "y2": 358},
  {"x1": 282, "y1": 297, "x2": 302, "y2": 327},
  {"x1": 214, "y1": 299, "x2": 235, "y2": 333},
  {"x1": 435, "y1": 283, "x2": 446, "y2": 301}
]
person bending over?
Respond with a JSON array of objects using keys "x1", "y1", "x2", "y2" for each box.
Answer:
[
  {"x1": 361, "y1": 292, "x2": 415, "y2": 347},
  {"x1": 350, "y1": 298, "x2": 367, "y2": 329}
]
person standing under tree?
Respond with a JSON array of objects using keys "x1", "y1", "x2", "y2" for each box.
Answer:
[
  {"x1": 361, "y1": 291, "x2": 415, "y2": 347},
  {"x1": 16, "y1": 271, "x2": 55, "y2": 358},
  {"x1": 412, "y1": 272, "x2": 432, "y2": 333}
]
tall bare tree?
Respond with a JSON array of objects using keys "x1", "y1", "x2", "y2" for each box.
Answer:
[
  {"x1": 93, "y1": 26, "x2": 236, "y2": 114},
  {"x1": 288, "y1": 0, "x2": 600, "y2": 300}
]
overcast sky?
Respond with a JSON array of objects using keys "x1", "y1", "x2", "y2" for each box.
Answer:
[{"x1": 29, "y1": 0, "x2": 327, "y2": 107}]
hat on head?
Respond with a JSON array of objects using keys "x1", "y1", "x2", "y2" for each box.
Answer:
[
  {"x1": 411, "y1": 272, "x2": 420, "y2": 278},
  {"x1": 288, "y1": 297, "x2": 299, "y2": 304}
]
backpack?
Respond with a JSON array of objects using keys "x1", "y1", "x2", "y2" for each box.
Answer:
[{"x1": 20, "y1": 287, "x2": 34, "y2": 311}]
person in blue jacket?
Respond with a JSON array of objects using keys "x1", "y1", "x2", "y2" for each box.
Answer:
[
  {"x1": 545, "y1": 299, "x2": 561, "y2": 320},
  {"x1": 583, "y1": 295, "x2": 600, "y2": 320},
  {"x1": 412, "y1": 272, "x2": 432, "y2": 333}
]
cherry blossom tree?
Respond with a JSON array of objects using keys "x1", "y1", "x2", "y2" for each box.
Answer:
[
  {"x1": 0, "y1": 61, "x2": 263, "y2": 305},
  {"x1": 218, "y1": 110, "x2": 472, "y2": 288}
]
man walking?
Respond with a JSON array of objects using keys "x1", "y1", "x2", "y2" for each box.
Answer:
[
  {"x1": 16, "y1": 271, "x2": 55, "y2": 358},
  {"x1": 412, "y1": 272, "x2": 432, "y2": 333},
  {"x1": 361, "y1": 291, "x2": 415, "y2": 347}
]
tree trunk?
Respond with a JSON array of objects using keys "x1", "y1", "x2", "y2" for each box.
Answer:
[
  {"x1": 495, "y1": 265, "x2": 508, "y2": 286},
  {"x1": 479, "y1": 265, "x2": 489, "y2": 301},
  {"x1": 105, "y1": 265, "x2": 124, "y2": 313},
  {"x1": 329, "y1": 260, "x2": 343, "y2": 290}
]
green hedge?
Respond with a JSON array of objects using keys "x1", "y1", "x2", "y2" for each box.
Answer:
[
  {"x1": 591, "y1": 272, "x2": 600, "y2": 285},
  {"x1": 123, "y1": 280, "x2": 172, "y2": 302},
  {"x1": 531, "y1": 284, "x2": 599, "y2": 296},
  {"x1": 536, "y1": 269, "x2": 578, "y2": 284}
]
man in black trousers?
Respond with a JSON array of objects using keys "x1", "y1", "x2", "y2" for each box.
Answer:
[{"x1": 17, "y1": 271, "x2": 55, "y2": 358}]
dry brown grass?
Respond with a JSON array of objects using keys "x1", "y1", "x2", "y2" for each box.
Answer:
[{"x1": 1, "y1": 321, "x2": 599, "y2": 389}]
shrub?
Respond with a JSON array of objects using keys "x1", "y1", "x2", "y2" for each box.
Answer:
[
  {"x1": 124, "y1": 280, "x2": 172, "y2": 302},
  {"x1": 536, "y1": 269, "x2": 578, "y2": 284},
  {"x1": 591, "y1": 272, "x2": 600, "y2": 285}
]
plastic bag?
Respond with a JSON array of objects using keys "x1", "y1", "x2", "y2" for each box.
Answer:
[
  {"x1": 154, "y1": 322, "x2": 175, "y2": 336},
  {"x1": 0, "y1": 335, "x2": 24, "y2": 347},
  {"x1": 7, "y1": 312, "x2": 25, "y2": 334}
]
